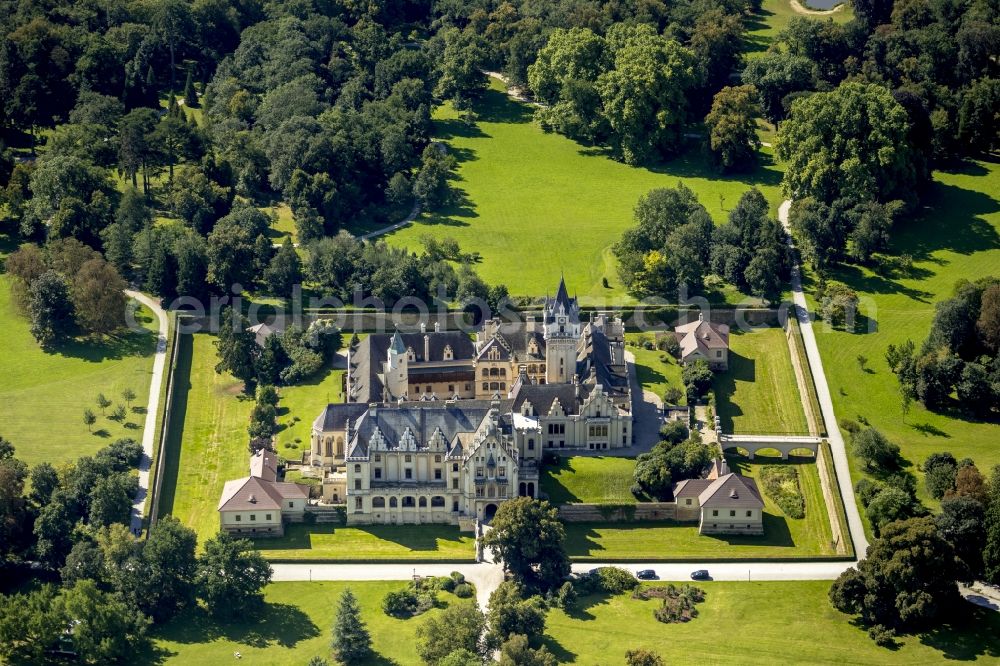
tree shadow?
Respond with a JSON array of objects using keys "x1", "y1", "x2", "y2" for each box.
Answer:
[
  {"x1": 144, "y1": 602, "x2": 320, "y2": 663},
  {"x1": 712, "y1": 347, "x2": 754, "y2": 433},
  {"x1": 909, "y1": 422, "x2": 950, "y2": 438},
  {"x1": 252, "y1": 523, "x2": 473, "y2": 556},
  {"x1": 472, "y1": 88, "x2": 534, "y2": 125},
  {"x1": 916, "y1": 604, "x2": 1000, "y2": 661},
  {"x1": 155, "y1": 333, "x2": 194, "y2": 517},
  {"x1": 896, "y1": 179, "x2": 1000, "y2": 261},
  {"x1": 827, "y1": 263, "x2": 932, "y2": 304},
  {"x1": 541, "y1": 635, "x2": 578, "y2": 662},
  {"x1": 432, "y1": 118, "x2": 489, "y2": 141},
  {"x1": 93, "y1": 429, "x2": 111, "y2": 438},
  {"x1": 48, "y1": 326, "x2": 157, "y2": 363}
]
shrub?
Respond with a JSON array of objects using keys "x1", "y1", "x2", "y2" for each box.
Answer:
[
  {"x1": 867, "y1": 624, "x2": 897, "y2": 647},
  {"x1": 855, "y1": 478, "x2": 882, "y2": 507},
  {"x1": 626, "y1": 649, "x2": 666, "y2": 666},
  {"x1": 839, "y1": 418, "x2": 860, "y2": 435},
  {"x1": 663, "y1": 386, "x2": 683, "y2": 405},
  {"x1": 758, "y1": 466, "x2": 805, "y2": 519},
  {"x1": 634, "y1": 584, "x2": 705, "y2": 624},
  {"x1": 596, "y1": 567, "x2": 638, "y2": 594},
  {"x1": 453, "y1": 583, "x2": 474, "y2": 598},
  {"x1": 449, "y1": 571, "x2": 466, "y2": 584},
  {"x1": 852, "y1": 427, "x2": 900, "y2": 471},
  {"x1": 382, "y1": 586, "x2": 436, "y2": 617},
  {"x1": 554, "y1": 581, "x2": 576, "y2": 609},
  {"x1": 657, "y1": 335, "x2": 680, "y2": 357},
  {"x1": 382, "y1": 589, "x2": 417, "y2": 617}
]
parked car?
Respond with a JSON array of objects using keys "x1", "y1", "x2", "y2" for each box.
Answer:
[
  {"x1": 636, "y1": 569, "x2": 657, "y2": 580},
  {"x1": 690, "y1": 569, "x2": 710, "y2": 581}
]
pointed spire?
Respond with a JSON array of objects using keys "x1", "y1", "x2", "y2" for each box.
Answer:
[{"x1": 390, "y1": 328, "x2": 406, "y2": 355}]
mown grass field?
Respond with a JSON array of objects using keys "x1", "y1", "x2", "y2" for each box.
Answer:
[
  {"x1": 149, "y1": 581, "x2": 474, "y2": 665},
  {"x1": 544, "y1": 581, "x2": 1000, "y2": 665},
  {"x1": 253, "y1": 524, "x2": 476, "y2": 562},
  {"x1": 713, "y1": 327, "x2": 809, "y2": 435},
  {"x1": 156, "y1": 333, "x2": 253, "y2": 546},
  {"x1": 804, "y1": 159, "x2": 1000, "y2": 510},
  {"x1": 0, "y1": 274, "x2": 158, "y2": 468},
  {"x1": 627, "y1": 333, "x2": 686, "y2": 405},
  {"x1": 563, "y1": 456, "x2": 836, "y2": 560},
  {"x1": 383, "y1": 78, "x2": 785, "y2": 303},
  {"x1": 541, "y1": 456, "x2": 640, "y2": 505},
  {"x1": 273, "y1": 366, "x2": 345, "y2": 462}
]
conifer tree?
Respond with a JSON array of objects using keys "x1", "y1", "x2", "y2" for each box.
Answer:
[
  {"x1": 331, "y1": 588, "x2": 372, "y2": 665},
  {"x1": 183, "y1": 68, "x2": 198, "y2": 108}
]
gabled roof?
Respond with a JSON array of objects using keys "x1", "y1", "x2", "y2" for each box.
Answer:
[
  {"x1": 675, "y1": 315, "x2": 730, "y2": 358},
  {"x1": 697, "y1": 473, "x2": 763, "y2": 509},
  {"x1": 349, "y1": 331, "x2": 477, "y2": 403},
  {"x1": 314, "y1": 402, "x2": 370, "y2": 432},
  {"x1": 509, "y1": 381, "x2": 590, "y2": 416},
  {"x1": 218, "y1": 476, "x2": 307, "y2": 512},
  {"x1": 250, "y1": 448, "x2": 278, "y2": 482},
  {"x1": 672, "y1": 478, "x2": 713, "y2": 499}
]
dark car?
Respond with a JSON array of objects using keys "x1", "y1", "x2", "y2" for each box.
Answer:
[
  {"x1": 636, "y1": 569, "x2": 657, "y2": 580},
  {"x1": 690, "y1": 569, "x2": 710, "y2": 581}
]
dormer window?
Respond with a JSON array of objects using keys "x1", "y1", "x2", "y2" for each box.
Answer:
[
  {"x1": 443, "y1": 345, "x2": 453, "y2": 360},
  {"x1": 406, "y1": 347, "x2": 415, "y2": 361}
]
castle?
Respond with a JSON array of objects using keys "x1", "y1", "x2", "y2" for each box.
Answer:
[{"x1": 306, "y1": 278, "x2": 634, "y2": 527}]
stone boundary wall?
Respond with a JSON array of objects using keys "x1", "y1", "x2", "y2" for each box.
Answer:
[
  {"x1": 180, "y1": 306, "x2": 783, "y2": 334},
  {"x1": 817, "y1": 441, "x2": 848, "y2": 555},
  {"x1": 147, "y1": 313, "x2": 183, "y2": 528},
  {"x1": 558, "y1": 502, "x2": 679, "y2": 522}
]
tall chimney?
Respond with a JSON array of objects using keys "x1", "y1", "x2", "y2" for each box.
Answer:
[{"x1": 424, "y1": 335, "x2": 430, "y2": 361}]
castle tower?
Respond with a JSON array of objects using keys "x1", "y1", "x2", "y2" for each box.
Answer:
[
  {"x1": 543, "y1": 277, "x2": 581, "y2": 384},
  {"x1": 384, "y1": 329, "x2": 409, "y2": 400}
]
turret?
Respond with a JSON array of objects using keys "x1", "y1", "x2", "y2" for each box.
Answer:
[{"x1": 385, "y1": 329, "x2": 408, "y2": 399}]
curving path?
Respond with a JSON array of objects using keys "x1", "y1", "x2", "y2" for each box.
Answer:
[{"x1": 125, "y1": 290, "x2": 169, "y2": 535}]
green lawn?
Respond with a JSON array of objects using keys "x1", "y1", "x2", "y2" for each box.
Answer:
[
  {"x1": 253, "y1": 524, "x2": 476, "y2": 562},
  {"x1": 0, "y1": 275, "x2": 158, "y2": 468},
  {"x1": 541, "y1": 456, "x2": 639, "y2": 505},
  {"x1": 544, "y1": 581, "x2": 1000, "y2": 665},
  {"x1": 155, "y1": 333, "x2": 340, "y2": 543},
  {"x1": 149, "y1": 581, "x2": 474, "y2": 665},
  {"x1": 382, "y1": 78, "x2": 784, "y2": 303},
  {"x1": 261, "y1": 203, "x2": 296, "y2": 244},
  {"x1": 745, "y1": 0, "x2": 853, "y2": 58},
  {"x1": 273, "y1": 366, "x2": 344, "y2": 462},
  {"x1": 713, "y1": 327, "x2": 809, "y2": 435},
  {"x1": 157, "y1": 333, "x2": 255, "y2": 546},
  {"x1": 563, "y1": 456, "x2": 837, "y2": 560},
  {"x1": 805, "y1": 159, "x2": 1000, "y2": 511},
  {"x1": 627, "y1": 333, "x2": 685, "y2": 405}
]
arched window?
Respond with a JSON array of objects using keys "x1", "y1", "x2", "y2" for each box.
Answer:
[
  {"x1": 389, "y1": 497, "x2": 398, "y2": 507},
  {"x1": 372, "y1": 497, "x2": 385, "y2": 508},
  {"x1": 402, "y1": 496, "x2": 415, "y2": 508},
  {"x1": 418, "y1": 497, "x2": 427, "y2": 507},
  {"x1": 431, "y1": 496, "x2": 445, "y2": 507},
  {"x1": 482, "y1": 382, "x2": 489, "y2": 390},
  {"x1": 499, "y1": 368, "x2": 506, "y2": 378},
  {"x1": 481, "y1": 368, "x2": 489, "y2": 378}
]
